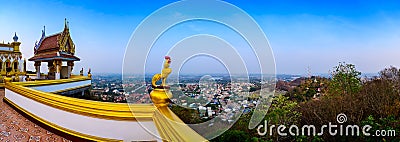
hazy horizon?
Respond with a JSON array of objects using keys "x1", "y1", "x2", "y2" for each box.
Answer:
[
  {"x1": 1, "y1": 0, "x2": 399, "y2": 75},
  {"x1": 94, "y1": 72, "x2": 379, "y2": 77}
]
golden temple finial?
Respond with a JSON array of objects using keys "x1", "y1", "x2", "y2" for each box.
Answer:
[
  {"x1": 64, "y1": 18, "x2": 68, "y2": 29},
  {"x1": 13, "y1": 32, "x2": 18, "y2": 42},
  {"x1": 42, "y1": 26, "x2": 45, "y2": 37},
  {"x1": 151, "y1": 56, "x2": 172, "y2": 88}
]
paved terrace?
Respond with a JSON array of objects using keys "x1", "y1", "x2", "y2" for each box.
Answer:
[{"x1": 0, "y1": 89, "x2": 71, "y2": 142}]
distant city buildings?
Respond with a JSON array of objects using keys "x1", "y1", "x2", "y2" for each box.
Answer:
[{"x1": 90, "y1": 74, "x2": 278, "y2": 121}]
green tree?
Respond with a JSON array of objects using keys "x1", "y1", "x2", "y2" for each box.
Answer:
[
  {"x1": 329, "y1": 62, "x2": 361, "y2": 96},
  {"x1": 170, "y1": 104, "x2": 204, "y2": 124},
  {"x1": 213, "y1": 130, "x2": 250, "y2": 142},
  {"x1": 285, "y1": 77, "x2": 330, "y2": 102},
  {"x1": 265, "y1": 95, "x2": 301, "y2": 141},
  {"x1": 361, "y1": 115, "x2": 400, "y2": 142},
  {"x1": 267, "y1": 95, "x2": 301, "y2": 126}
]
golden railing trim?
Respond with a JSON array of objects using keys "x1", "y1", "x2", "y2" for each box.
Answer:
[
  {"x1": 152, "y1": 107, "x2": 208, "y2": 142},
  {"x1": 6, "y1": 83, "x2": 156, "y2": 121}
]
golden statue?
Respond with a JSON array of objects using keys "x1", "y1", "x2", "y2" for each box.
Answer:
[
  {"x1": 150, "y1": 56, "x2": 173, "y2": 108},
  {"x1": 152, "y1": 56, "x2": 172, "y2": 88}
]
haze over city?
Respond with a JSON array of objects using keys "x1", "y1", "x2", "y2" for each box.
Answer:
[{"x1": 1, "y1": 0, "x2": 399, "y2": 75}]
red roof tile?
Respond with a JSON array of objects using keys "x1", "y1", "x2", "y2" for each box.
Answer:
[{"x1": 37, "y1": 33, "x2": 61, "y2": 53}]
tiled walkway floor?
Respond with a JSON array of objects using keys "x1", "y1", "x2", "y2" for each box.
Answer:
[{"x1": 0, "y1": 89, "x2": 71, "y2": 142}]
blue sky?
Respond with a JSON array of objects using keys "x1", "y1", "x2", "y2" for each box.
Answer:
[{"x1": 0, "y1": 0, "x2": 399, "y2": 75}]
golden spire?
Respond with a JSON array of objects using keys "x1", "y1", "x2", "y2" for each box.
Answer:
[{"x1": 64, "y1": 18, "x2": 68, "y2": 29}]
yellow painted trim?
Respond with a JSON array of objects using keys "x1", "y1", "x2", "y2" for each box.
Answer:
[
  {"x1": 3, "y1": 97, "x2": 122, "y2": 142},
  {"x1": 51, "y1": 84, "x2": 91, "y2": 94},
  {"x1": 6, "y1": 83, "x2": 156, "y2": 121},
  {"x1": 152, "y1": 107, "x2": 208, "y2": 142},
  {"x1": 70, "y1": 74, "x2": 83, "y2": 78}
]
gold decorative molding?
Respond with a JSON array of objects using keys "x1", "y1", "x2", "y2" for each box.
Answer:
[
  {"x1": 5, "y1": 83, "x2": 156, "y2": 121},
  {"x1": 150, "y1": 88, "x2": 172, "y2": 108},
  {"x1": 152, "y1": 108, "x2": 208, "y2": 142}
]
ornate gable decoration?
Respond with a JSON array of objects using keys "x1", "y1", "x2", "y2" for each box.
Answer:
[{"x1": 58, "y1": 19, "x2": 75, "y2": 55}]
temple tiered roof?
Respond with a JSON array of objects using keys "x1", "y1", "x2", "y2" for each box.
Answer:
[{"x1": 28, "y1": 19, "x2": 79, "y2": 62}]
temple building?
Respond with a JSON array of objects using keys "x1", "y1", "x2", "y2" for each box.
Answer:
[
  {"x1": 28, "y1": 19, "x2": 79, "y2": 80},
  {"x1": 0, "y1": 33, "x2": 26, "y2": 83}
]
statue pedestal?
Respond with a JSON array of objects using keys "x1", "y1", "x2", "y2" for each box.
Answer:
[
  {"x1": 150, "y1": 88, "x2": 174, "y2": 120},
  {"x1": 150, "y1": 88, "x2": 172, "y2": 108}
]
